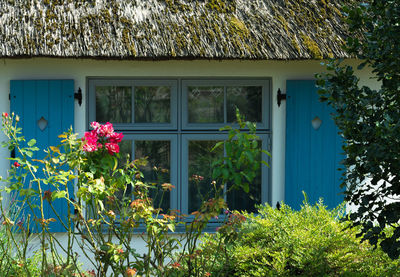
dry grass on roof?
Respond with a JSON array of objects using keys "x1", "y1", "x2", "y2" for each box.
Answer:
[{"x1": 0, "y1": 0, "x2": 352, "y2": 60}]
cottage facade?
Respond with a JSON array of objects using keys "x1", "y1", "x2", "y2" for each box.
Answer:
[{"x1": 0, "y1": 0, "x2": 377, "y2": 262}]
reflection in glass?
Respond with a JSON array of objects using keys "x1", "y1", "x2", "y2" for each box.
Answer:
[
  {"x1": 227, "y1": 86, "x2": 262, "y2": 123},
  {"x1": 96, "y1": 86, "x2": 132, "y2": 123},
  {"x1": 188, "y1": 86, "x2": 224, "y2": 123},
  {"x1": 188, "y1": 140, "x2": 223, "y2": 213},
  {"x1": 135, "y1": 141, "x2": 171, "y2": 212},
  {"x1": 135, "y1": 86, "x2": 171, "y2": 123},
  {"x1": 227, "y1": 141, "x2": 262, "y2": 213}
]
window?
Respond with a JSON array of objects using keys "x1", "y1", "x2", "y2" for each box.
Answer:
[{"x1": 88, "y1": 78, "x2": 271, "y2": 214}]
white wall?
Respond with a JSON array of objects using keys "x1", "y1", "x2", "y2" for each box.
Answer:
[{"x1": 0, "y1": 58, "x2": 377, "y2": 269}]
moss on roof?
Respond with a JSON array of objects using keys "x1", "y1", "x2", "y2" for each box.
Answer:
[{"x1": 0, "y1": 0, "x2": 352, "y2": 60}]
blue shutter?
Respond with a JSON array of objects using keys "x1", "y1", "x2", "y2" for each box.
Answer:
[
  {"x1": 285, "y1": 80, "x2": 343, "y2": 209},
  {"x1": 10, "y1": 80, "x2": 74, "y2": 232}
]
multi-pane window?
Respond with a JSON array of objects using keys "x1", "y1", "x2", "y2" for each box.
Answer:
[{"x1": 88, "y1": 78, "x2": 271, "y2": 214}]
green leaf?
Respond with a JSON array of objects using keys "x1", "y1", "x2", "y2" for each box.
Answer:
[
  {"x1": 211, "y1": 141, "x2": 224, "y2": 152},
  {"x1": 52, "y1": 191, "x2": 67, "y2": 201},
  {"x1": 27, "y1": 139, "x2": 36, "y2": 147}
]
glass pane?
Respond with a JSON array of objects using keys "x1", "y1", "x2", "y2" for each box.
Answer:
[
  {"x1": 188, "y1": 140, "x2": 223, "y2": 213},
  {"x1": 188, "y1": 86, "x2": 224, "y2": 123},
  {"x1": 135, "y1": 140, "x2": 171, "y2": 212},
  {"x1": 118, "y1": 140, "x2": 133, "y2": 167},
  {"x1": 227, "y1": 86, "x2": 262, "y2": 123},
  {"x1": 135, "y1": 86, "x2": 171, "y2": 123},
  {"x1": 96, "y1": 86, "x2": 132, "y2": 123},
  {"x1": 227, "y1": 141, "x2": 262, "y2": 213},
  {"x1": 112, "y1": 140, "x2": 132, "y2": 212}
]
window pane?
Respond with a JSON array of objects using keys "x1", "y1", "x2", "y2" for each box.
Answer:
[
  {"x1": 96, "y1": 86, "x2": 132, "y2": 123},
  {"x1": 114, "y1": 140, "x2": 133, "y2": 210},
  {"x1": 135, "y1": 86, "x2": 171, "y2": 123},
  {"x1": 188, "y1": 140, "x2": 223, "y2": 213},
  {"x1": 135, "y1": 140, "x2": 171, "y2": 212},
  {"x1": 188, "y1": 86, "x2": 224, "y2": 123},
  {"x1": 118, "y1": 140, "x2": 133, "y2": 167},
  {"x1": 227, "y1": 86, "x2": 262, "y2": 123},
  {"x1": 227, "y1": 141, "x2": 262, "y2": 213}
]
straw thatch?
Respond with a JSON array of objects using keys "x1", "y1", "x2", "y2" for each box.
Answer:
[{"x1": 0, "y1": 0, "x2": 352, "y2": 60}]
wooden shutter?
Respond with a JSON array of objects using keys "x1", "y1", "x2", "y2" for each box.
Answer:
[
  {"x1": 285, "y1": 80, "x2": 343, "y2": 209},
  {"x1": 10, "y1": 80, "x2": 74, "y2": 232}
]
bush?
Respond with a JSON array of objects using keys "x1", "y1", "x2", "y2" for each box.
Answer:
[{"x1": 192, "y1": 200, "x2": 400, "y2": 276}]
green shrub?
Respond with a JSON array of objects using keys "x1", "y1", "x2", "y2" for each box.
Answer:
[{"x1": 193, "y1": 200, "x2": 400, "y2": 276}]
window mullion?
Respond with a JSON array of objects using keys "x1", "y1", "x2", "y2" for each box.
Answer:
[
  {"x1": 131, "y1": 85, "x2": 135, "y2": 124},
  {"x1": 224, "y1": 86, "x2": 227, "y2": 124}
]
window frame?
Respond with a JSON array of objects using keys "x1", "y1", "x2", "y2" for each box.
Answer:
[
  {"x1": 181, "y1": 133, "x2": 270, "y2": 215},
  {"x1": 181, "y1": 79, "x2": 271, "y2": 130},
  {"x1": 122, "y1": 133, "x2": 179, "y2": 211},
  {"x1": 87, "y1": 79, "x2": 178, "y2": 130},
  {"x1": 86, "y1": 77, "x2": 272, "y2": 215}
]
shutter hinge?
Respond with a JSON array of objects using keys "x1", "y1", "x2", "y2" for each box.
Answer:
[
  {"x1": 277, "y1": 88, "x2": 286, "y2": 107},
  {"x1": 74, "y1": 87, "x2": 82, "y2": 106}
]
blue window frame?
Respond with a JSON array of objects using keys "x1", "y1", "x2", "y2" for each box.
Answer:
[{"x1": 87, "y1": 78, "x2": 271, "y2": 214}]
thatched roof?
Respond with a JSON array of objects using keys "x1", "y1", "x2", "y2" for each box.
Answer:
[{"x1": 0, "y1": 0, "x2": 351, "y2": 60}]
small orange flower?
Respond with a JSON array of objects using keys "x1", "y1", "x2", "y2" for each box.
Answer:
[
  {"x1": 161, "y1": 183, "x2": 175, "y2": 191},
  {"x1": 205, "y1": 272, "x2": 211, "y2": 277},
  {"x1": 125, "y1": 268, "x2": 137, "y2": 277}
]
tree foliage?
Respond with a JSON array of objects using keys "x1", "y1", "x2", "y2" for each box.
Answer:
[{"x1": 316, "y1": 0, "x2": 400, "y2": 259}]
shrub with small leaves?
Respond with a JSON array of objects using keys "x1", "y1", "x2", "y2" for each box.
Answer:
[{"x1": 192, "y1": 198, "x2": 400, "y2": 276}]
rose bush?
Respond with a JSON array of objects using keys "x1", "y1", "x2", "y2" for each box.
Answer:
[{"x1": 0, "y1": 111, "x2": 266, "y2": 276}]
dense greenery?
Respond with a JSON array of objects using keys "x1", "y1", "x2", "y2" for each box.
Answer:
[
  {"x1": 316, "y1": 0, "x2": 400, "y2": 259},
  {"x1": 187, "y1": 200, "x2": 400, "y2": 276}
]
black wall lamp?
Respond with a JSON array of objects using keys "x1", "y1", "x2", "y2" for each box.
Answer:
[{"x1": 74, "y1": 87, "x2": 82, "y2": 106}]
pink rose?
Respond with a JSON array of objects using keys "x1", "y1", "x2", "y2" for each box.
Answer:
[
  {"x1": 83, "y1": 142, "x2": 98, "y2": 152},
  {"x1": 82, "y1": 131, "x2": 99, "y2": 152},
  {"x1": 13, "y1": 162, "x2": 20, "y2": 168},
  {"x1": 108, "y1": 132, "x2": 124, "y2": 143},
  {"x1": 105, "y1": 142, "x2": 119, "y2": 155},
  {"x1": 90, "y1": 121, "x2": 100, "y2": 131},
  {"x1": 99, "y1": 122, "x2": 114, "y2": 137}
]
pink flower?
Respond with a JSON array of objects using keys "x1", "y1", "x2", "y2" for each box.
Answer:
[
  {"x1": 99, "y1": 122, "x2": 114, "y2": 137},
  {"x1": 105, "y1": 142, "x2": 119, "y2": 155},
  {"x1": 108, "y1": 132, "x2": 124, "y2": 143},
  {"x1": 82, "y1": 131, "x2": 99, "y2": 152},
  {"x1": 13, "y1": 162, "x2": 20, "y2": 168},
  {"x1": 83, "y1": 143, "x2": 98, "y2": 152},
  {"x1": 90, "y1": 121, "x2": 100, "y2": 131},
  {"x1": 2, "y1": 112, "x2": 8, "y2": 118}
]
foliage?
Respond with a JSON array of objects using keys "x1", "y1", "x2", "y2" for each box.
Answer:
[
  {"x1": 191, "y1": 200, "x2": 400, "y2": 276},
  {"x1": 0, "y1": 110, "x2": 269, "y2": 276},
  {"x1": 212, "y1": 108, "x2": 270, "y2": 194},
  {"x1": 316, "y1": 1, "x2": 400, "y2": 259}
]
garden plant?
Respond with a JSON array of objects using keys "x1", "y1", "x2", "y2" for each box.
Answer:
[
  {"x1": 0, "y1": 109, "x2": 265, "y2": 276},
  {"x1": 317, "y1": 0, "x2": 400, "y2": 259}
]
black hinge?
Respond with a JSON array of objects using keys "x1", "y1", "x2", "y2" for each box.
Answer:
[
  {"x1": 277, "y1": 89, "x2": 286, "y2": 107},
  {"x1": 74, "y1": 87, "x2": 82, "y2": 106},
  {"x1": 11, "y1": 148, "x2": 15, "y2": 158}
]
